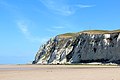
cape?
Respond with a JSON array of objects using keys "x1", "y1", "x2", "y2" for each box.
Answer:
[{"x1": 33, "y1": 30, "x2": 120, "y2": 64}]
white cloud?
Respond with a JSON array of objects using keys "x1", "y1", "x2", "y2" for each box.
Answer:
[
  {"x1": 76, "y1": 4, "x2": 96, "y2": 8},
  {"x1": 1, "y1": 0, "x2": 50, "y2": 44},
  {"x1": 17, "y1": 21, "x2": 30, "y2": 36},
  {"x1": 39, "y1": 0, "x2": 95, "y2": 16},
  {"x1": 16, "y1": 20, "x2": 50, "y2": 43},
  {"x1": 39, "y1": 0, "x2": 75, "y2": 16}
]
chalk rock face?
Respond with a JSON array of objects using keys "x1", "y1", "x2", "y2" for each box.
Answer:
[{"x1": 33, "y1": 30, "x2": 120, "y2": 64}]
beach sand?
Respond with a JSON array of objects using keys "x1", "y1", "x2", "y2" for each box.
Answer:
[{"x1": 0, "y1": 65, "x2": 120, "y2": 80}]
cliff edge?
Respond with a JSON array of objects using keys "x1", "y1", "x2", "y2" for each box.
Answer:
[{"x1": 33, "y1": 30, "x2": 120, "y2": 64}]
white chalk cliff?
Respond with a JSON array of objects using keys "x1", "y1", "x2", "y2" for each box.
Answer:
[{"x1": 33, "y1": 30, "x2": 120, "y2": 64}]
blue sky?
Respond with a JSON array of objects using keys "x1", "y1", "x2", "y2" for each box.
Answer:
[{"x1": 0, "y1": 0, "x2": 120, "y2": 64}]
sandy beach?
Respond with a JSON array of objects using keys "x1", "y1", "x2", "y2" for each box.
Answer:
[{"x1": 0, "y1": 65, "x2": 120, "y2": 80}]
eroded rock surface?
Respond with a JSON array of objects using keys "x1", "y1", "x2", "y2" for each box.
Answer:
[{"x1": 33, "y1": 30, "x2": 120, "y2": 64}]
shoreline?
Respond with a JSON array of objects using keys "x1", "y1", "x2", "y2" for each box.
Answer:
[{"x1": 0, "y1": 65, "x2": 120, "y2": 80}]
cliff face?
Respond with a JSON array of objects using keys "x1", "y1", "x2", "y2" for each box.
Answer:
[{"x1": 33, "y1": 30, "x2": 120, "y2": 64}]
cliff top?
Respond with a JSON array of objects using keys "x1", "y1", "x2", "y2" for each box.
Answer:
[
  {"x1": 58, "y1": 29, "x2": 120, "y2": 38},
  {"x1": 81, "y1": 29, "x2": 120, "y2": 34}
]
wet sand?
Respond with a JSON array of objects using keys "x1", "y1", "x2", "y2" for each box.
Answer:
[{"x1": 0, "y1": 65, "x2": 120, "y2": 80}]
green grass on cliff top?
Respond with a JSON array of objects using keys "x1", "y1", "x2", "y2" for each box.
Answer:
[
  {"x1": 82, "y1": 29, "x2": 120, "y2": 34},
  {"x1": 58, "y1": 29, "x2": 120, "y2": 38}
]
